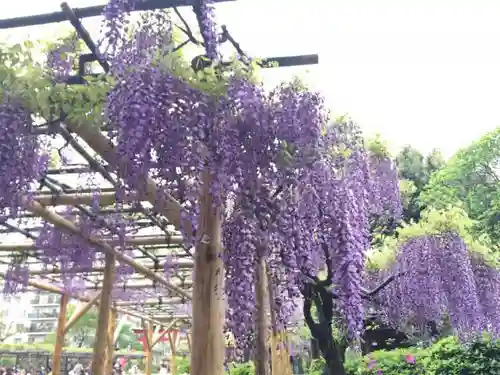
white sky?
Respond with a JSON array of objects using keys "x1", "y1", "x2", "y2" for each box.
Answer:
[{"x1": 2, "y1": 0, "x2": 500, "y2": 157}]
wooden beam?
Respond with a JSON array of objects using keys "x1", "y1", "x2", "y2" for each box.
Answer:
[
  {"x1": 91, "y1": 253, "x2": 115, "y2": 375},
  {"x1": 115, "y1": 298, "x2": 186, "y2": 307},
  {"x1": 22, "y1": 198, "x2": 191, "y2": 299},
  {"x1": 65, "y1": 122, "x2": 191, "y2": 235},
  {"x1": 0, "y1": 234, "x2": 183, "y2": 251},
  {"x1": 151, "y1": 319, "x2": 179, "y2": 347},
  {"x1": 63, "y1": 292, "x2": 101, "y2": 334},
  {"x1": 33, "y1": 191, "x2": 137, "y2": 207},
  {"x1": 104, "y1": 309, "x2": 117, "y2": 375},
  {"x1": 191, "y1": 171, "x2": 225, "y2": 375},
  {"x1": 52, "y1": 293, "x2": 69, "y2": 375},
  {"x1": 29, "y1": 260, "x2": 193, "y2": 275}
]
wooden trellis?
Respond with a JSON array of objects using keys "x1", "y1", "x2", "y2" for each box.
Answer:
[{"x1": 0, "y1": 1, "x2": 319, "y2": 374}]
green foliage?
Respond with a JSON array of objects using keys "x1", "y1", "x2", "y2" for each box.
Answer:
[
  {"x1": 65, "y1": 304, "x2": 98, "y2": 347},
  {"x1": 174, "y1": 356, "x2": 190, "y2": 374},
  {"x1": 395, "y1": 145, "x2": 446, "y2": 224},
  {"x1": 227, "y1": 361, "x2": 255, "y2": 375},
  {"x1": 425, "y1": 336, "x2": 500, "y2": 375},
  {"x1": 366, "y1": 134, "x2": 391, "y2": 158},
  {"x1": 420, "y1": 127, "x2": 500, "y2": 248},
  {"x1": 308, "y1": 358, "x2": 325, "y2": 375},
  {"x1": 354, "y1": 347, "x2": 425, "y2": 375}
]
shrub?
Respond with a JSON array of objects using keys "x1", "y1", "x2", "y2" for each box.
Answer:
[
  {"x1": 228, "y1": 361, "x2": 254, "y2": 375},
  {"x1": 174, "y1": 356, "x2": 190, "y2": 374},
  {"x1": 425, "y1": 336, "x2": 500, "y2": 375},
  {"x1": 355, "y1": 347, "x2": 427, "y2": 375}
]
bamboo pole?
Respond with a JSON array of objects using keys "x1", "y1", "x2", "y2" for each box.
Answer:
[
  {"x1": 52, "y1": 293, "x2": 69, "y2": 375},
  {"x1": 63, "y1": 292, "x2": 101, "y2": 334},
  {"x1": 65, "y1": 122, "x2": 190, "y2": 235},
  {"x1": 91, "y1": 253, "x2": 116, "y2": 375},
  {"x1": 104, "y1": 309, "x2": 117, "y2": 375},
  {"x1": 190, "y1": 171, "x2": 225, "y2": 375},
  {"x1": 22, "y1": 198, "x2": 191, "y2": 299},
  {"x1": 255, "y1": 256, "x2": 270, "y2": 375},
  {"x1": 144, "y1": 321, "x2": 154, "y2": 375},
  {"x1": 0, "y1": 234, "x2": 183, "y2": 251},
  {"x1": 168, "y1": 329, "x2": 179, "y2": 375}
]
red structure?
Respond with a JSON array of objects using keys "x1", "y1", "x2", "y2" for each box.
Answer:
[{"x1": 133, "y1": 327, "x2": 179, "y2": 351}]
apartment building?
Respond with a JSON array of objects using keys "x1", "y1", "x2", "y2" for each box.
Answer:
[
  {"x1": 0, "y1": 294, "x2": 30, "y2": 344},
  {"x1": 26, "y1": 291, "x2": 61, "y2": 343}
]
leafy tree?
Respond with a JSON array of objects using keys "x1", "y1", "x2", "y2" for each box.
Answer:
[
  {"x1": 42, "y1": 306, "x2": 141, "y2": 350},
  {"x1": 0, "y1": 311, "x2": 22, "y2": 342},
  {"x1": 420, "y1": 127, "x2": 500, "y2": 248},
  {"x1": 395, "y1": 146, "x2": 445, "y2": 223},
  {"x1": 65, "y1": 304, "x2": 98, "y2": 347}
]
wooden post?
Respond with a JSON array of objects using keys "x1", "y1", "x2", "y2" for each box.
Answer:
[
  {"x1": 144, "y1": 320, "x2": 153, "y2": 375},
  {"x1": 186, "y1": 332, "x2": 191, "y2": 354},
  {"x1": 52, "y1": 293, "x2": 69, "y2": 375},
  {"x1": 63, "y1": 293, "x2": 101, "y2": 334},
  {"x1": 191, "y1": 171, "x2": 225, "y2": 375},
  {"x1": 168, "y1": 330, "x2": 179, "y2": 375},
  {"x1": 90, "y1": 253, "x2": 116, "y2": 375},
  {"x1": 255, "y1": 256, "x2": 270, "y2": 375},
  {"x1": 104, "y1": 309, "x2": 117, "y2": 375}
]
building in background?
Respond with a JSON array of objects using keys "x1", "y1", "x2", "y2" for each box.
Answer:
[
  {"x1": 25, "y1": 291, "x2": 61, "y2": 344},
  {"x1": 0, "y1": 294, "x2": 31, "y2": 344}
]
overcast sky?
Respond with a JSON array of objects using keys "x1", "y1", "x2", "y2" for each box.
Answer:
[{"x1": 3, "y1": 0, "x2": 500, "y2": 157}]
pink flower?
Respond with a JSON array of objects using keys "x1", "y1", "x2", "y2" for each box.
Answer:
[{"x1": 405, "y1": 354, "x2": 416, "y2": 364}]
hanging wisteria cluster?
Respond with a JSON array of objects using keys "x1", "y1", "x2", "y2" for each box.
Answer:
[
  {"x1": 366, "y1": 232, "x2": 500, "y2": 338},
  {"x1": 367, "y1": 151, "x2": 402, "y2": 222}
]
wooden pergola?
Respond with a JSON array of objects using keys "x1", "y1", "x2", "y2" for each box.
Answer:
[{"x1": 0, "y1": 1, "x2": 319, "y2": 375}]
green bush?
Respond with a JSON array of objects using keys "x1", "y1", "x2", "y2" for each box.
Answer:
[
  {"x1": 227, "y1": 361, "x2": 254, "y2": 375},
  {"x1": 174, "y1": 356, "x2": 190, "y2": 374},
  {"x1": 354, "y1": 347, "x2": 426, "y2": 375},
  {"x1": 425, "y1": 336, "x2": 500, "y2": 375}
]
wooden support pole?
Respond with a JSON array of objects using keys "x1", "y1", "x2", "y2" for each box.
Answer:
[
  {"x1": 22, "y1": 198, "x2": 191, "y2": 299},
  {"x1": 255, "y1": 256, "x2": 270, "y2": 375},
  {"x1": 191, "y1": 171, "x2": 225, "y2": 375},
  {"x1": 91, "y1": 253, "x2": 116, "y2": 375},
  {"x1": 0, "y1": 234, "x2": 183, "y2": 251},
  {"x1": 151, "y1": 319, "x2": 179, "y2": 347},
  {"x1": 144, "y1": 320, "x2": 154, "y2": 375},
  {"x1": 104, "y1": 309, "x2": 117, "y2": 375},
  {"x1": 63, "y1": 292, "x2": 101, "y2": 334},
  {"x1": 186, "y1": 332, "x2": 191, "y2": 354},
  {"x1": 267, "y1": 265, "x2": 279, "y2": 375},
  {"x1": 168, "y1": 329, "x2": 179, "y2": 375},
  {"x1": 52, "y1": 293, "x2": 69, "y2": 375}
]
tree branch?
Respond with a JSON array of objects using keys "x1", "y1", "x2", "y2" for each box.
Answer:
[{"x1": 362, "y1": 271, "x2": 406, "y2": 297}]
